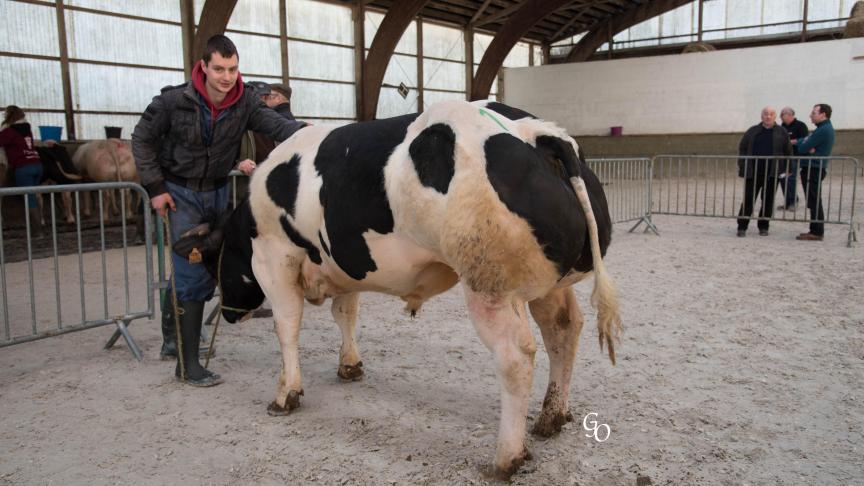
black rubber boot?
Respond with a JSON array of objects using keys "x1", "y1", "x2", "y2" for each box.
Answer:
[
  {"x1": 159, "y1": 292, "x2": 178, "y2": 361},
  {"x1": 174, "y1": 300, "x2": 223, "y2": 387}
]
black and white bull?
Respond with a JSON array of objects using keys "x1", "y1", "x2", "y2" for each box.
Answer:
[{"x1": 179, "y1": 100, "x2": 621, "y2": 479}]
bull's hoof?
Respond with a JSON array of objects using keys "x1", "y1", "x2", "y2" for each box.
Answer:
[
  {"x1": 480, "y1": 448, "x2": 532, "y2": 481},
  {"x1": 267, "y1": 389, "x2": 303, "y2": 416},
  {"x1": 531, "y1": 411, "x2": 570, "y2": 438},
  {"x1": 337, "y1": 361, "x2": 364, "y2": 381}
]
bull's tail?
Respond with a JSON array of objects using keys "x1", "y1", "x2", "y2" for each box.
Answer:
[{"x1": 570, "y1": 176, "x2": 622, "y2": 365}]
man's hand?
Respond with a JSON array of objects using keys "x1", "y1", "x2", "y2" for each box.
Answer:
[
  {"x1": 151, "y1": 192, "x2": 176, "y2": 217},
  {"x1": 790, "y1": 139, "x2": 797, "y2": 145},
  {"x1": 237, "y1": 159, "x2": 257, "y2": 176}
]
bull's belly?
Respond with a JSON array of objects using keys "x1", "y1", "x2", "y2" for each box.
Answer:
[{"x1": 310, "y1": 232, "x2": 459, "y2": 308}]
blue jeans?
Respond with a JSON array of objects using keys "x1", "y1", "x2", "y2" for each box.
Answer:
[
  {"x1": 166, "y1": 181, "x2": 230, "y2": 302},
  {"x1": 14, "y1": 164, "x2": 43, "y2": 208},
  {"x1": 778, "y1": 171, "x2": 798, "y2": 208}
]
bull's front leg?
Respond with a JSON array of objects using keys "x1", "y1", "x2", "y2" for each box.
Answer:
[
  {"x1": 251, "y1": 237, "x2": 306, "y2": 416},
  {"x1": 464, "y1": 286, "x2": 535, "y2": 480},
  {"x1": 527, "y1": 286, "x2": 585, "y2": 437},
  {"x1": 331, "y1": 293, "x2": 363, "y2": 381},
  {"x1": 61, "y1": 192, "x2": 74, "y2": 224}
]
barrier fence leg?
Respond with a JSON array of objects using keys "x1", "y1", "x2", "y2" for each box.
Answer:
[
  {"x1": 106, "y1": 318, "x2": 143, "y2": 361},
  {"x1": 629, "y1": 215, "x2": 660, "y2": 235}
]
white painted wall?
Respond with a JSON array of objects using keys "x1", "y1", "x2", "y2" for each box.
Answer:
[{"x1": 502, "y1": 38, "x2": 864, "y2": 135}]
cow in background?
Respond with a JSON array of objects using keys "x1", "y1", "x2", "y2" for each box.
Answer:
[
  {"x1": 176, "y1": 100, "x2": 621, "y2": 479},
  {"x1": 36, "y1": 143, "x2": 82, "y2": 224},
  {"x1": 73, "y1": 139, "x2": 140, "y2": 221}
]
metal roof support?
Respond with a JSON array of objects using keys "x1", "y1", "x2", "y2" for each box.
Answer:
[
  {"x1": 471, "y1": 0, "x2": 574, "y2": 100},
  {"x1": 360, "y1": 0, "x2": 428, "y2": 120}
]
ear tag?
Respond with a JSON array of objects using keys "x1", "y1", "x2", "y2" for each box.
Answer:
[{"x1": 188, "y1": 247, "x2": 203, "y2": 264}]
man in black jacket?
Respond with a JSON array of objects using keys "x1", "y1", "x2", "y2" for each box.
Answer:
[
  {"x1": 132, "y1": 35, "x2": 306, "y2": 386},
  {"x1": 736, "y1": 106, "x2": 792, "y2": 237},
  {"x1": 778, "y1": 106, "x2": 808, "y2": 210}
]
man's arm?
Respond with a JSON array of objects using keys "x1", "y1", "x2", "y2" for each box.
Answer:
[
  {"x1": 796, "y1": 126, "x2": 823, "y2": 154},
  {"x1": 246, "y1": 102, "x2": 307, "y2": 143},
  {"x1": 131, "y1": 94, "x2": 172, "y2": 198}
]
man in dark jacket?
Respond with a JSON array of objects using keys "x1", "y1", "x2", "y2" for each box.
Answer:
[
  {"x1": 736, "y1": 106, "x2": 792, "y2": 237},
  {"x1": 132, "y1": 35, "x2": 306, "y2": 386},
  {"x1": 778, "y1": 107, "x2": 808, "y2": 210},
  {"x1": 794, "y1": 103, "x2": 835, "y2": 241}
]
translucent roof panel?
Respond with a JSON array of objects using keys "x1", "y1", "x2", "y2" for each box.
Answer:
[
  {"x1": 229, "y1": 32, "x2": 282, "y2": 77},
  {"x1": 423, "y1": 90, "x2": 466, "y2": 110},
  {"x1": 473, "y1": 32, "x2": 494, "y2": 63},
  {"x1": 0, "y1": 2, "x2": 58, "y2": 57},
  {"x1": 290, "y1": 79, "x2": 355, "y2": 119},
  {"x1": 228, "y1": 0, "x2": 280, "y2": 35},
  {"x1": 424, "y1": 59, "x2": 465, "y2": 91},
  {"x1": 75, "y1": 113, "x2": 141, "y2": 140},
  {"x1": 68, "y1": 0, "x2": 181, "y2": 23},
  {"x1": 381, "y1": 54, "x2": 418, "y2": 87},
  {"x1": 423, "y1": 23, "x2": 464, "y2": 61},
  {"x1": 70, "y1": 64, "x2": 184, "y2": 112},
  {"x1": 762, "y1": 0, "x2": 804, "y2": 35},
  {"x1": 724, "y1": 0, "x2": 763, "y2": 38},
  {"x1": 532, "y1": 45, "x2": 542, "y2": 65},
  {"x1": 28, "y1": 113, "x2": 69, "y2": 141},
  {"x1": 503, "y1": 42, "x2": 530, "y2": 68},
  {"x1": 809, "y1": 0, "x2": 854, "y2": 27},
  {"x1": 660, "y1": 3, "x2": 696, "y2": 44},
  {"x1": 365, "y1": 11, "x2": 417, "y2": 55},
  {"x1": 377, "y1": 87, "x2": 418, "y2": 118},
  {"x1": 288, "y1": 41, "x2": 354, "y2": 83},
  {"x1": 65, "y1": 11, "x2": 183, "y2": 68},
  {"x1": 0, "y1": 58, "x2": 64, "y2": 110},
  {"x1": 288, "y1": 0, "x2": 353, "y2": 45}
]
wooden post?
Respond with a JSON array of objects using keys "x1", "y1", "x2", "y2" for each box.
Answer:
[
  {"x1": 464, "y1": 26, "x2": 474, "y2": 100},
  {"x1": 542, "y1": 43, "x2": 550, "y2": 65},
  {"x1": 528, "y1": 42, "x2": 534, "y2": 66},
  {"x1": 354, "y1": 3, "x2": 365, "y2": 121},
  {"x1": 280, "y1": 0, "x2": 290, "y2": 84},
  {"x1": 607, "y1": 21, "x2": 613, "y2": 60},
  {"x1": 55, "y1": 0, "x2": 75, "y2": 140},
  {"x1": 416, "y1": 16, "x2": 424, "y2": 113},
  {"x1": 697, "y1": 0, "x2": 704, "y2": 42},
  {"x1": 180, "y1": 0, "x2": 195, "y2": 80},
  {"x1": 801, "y1": 0, "x2": 809, "y2": 42}
]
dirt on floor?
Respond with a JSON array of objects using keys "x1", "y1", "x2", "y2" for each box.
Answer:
[{"x1": 0, "y1": 216, "x2": 862, "y2": 485}]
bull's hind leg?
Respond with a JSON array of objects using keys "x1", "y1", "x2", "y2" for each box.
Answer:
[
  {"x1": 528, "y1": 286, "x2": 584, "y2": 437},
  {"x1": 251, "y1": 237, "x2": 306, "y2": 416},
  {"x1": 464, "y1": 287, "x2": 536, "y2": 480},
  {"x1": 331, "y1": 293, "x2": 363, "y2": 381}
]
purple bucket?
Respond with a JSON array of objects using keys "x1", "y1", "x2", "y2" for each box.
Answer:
[{"x1": 610, "y1": 126, "x2": 623, "y2": 137}]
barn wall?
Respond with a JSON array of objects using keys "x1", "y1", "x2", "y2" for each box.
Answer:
[{"x1": 501, "y1": 38, "x2": 864, "y2": 136}]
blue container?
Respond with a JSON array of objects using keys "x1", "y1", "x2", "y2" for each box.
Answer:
[{"x1": 38, "y1": 125, "x2": 63, "y2": 142}]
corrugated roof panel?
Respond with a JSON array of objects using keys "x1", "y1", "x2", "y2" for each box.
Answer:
[
  {"x1": 65, "y1": 10, "x2": 183, "y2": 68},
  {"x1": 0, "y1": 2, "x2": 59, "y2": 57}
]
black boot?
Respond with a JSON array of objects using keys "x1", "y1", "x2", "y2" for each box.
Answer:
[
  {"x1": 159, "y1": 292, "x2": 178, "y2": 360},
  {"x1": 174, "y1": 300, "x2": 223, "y2": 387}
]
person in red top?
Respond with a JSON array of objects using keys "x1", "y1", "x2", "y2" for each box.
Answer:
[{"x1": 0, "y1": 105, "x2": 44, "y2": 235}]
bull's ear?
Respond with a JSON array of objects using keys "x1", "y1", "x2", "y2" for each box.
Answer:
[
  {"x1": 173, "y1": 222, "x2": 223, "y2": 263},
  {"x1": 536, "y1": 135, "x2": 581, "y2": 179}
]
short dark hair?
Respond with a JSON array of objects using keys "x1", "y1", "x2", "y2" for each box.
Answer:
[
  {"x1": 202, "y1": 34, "x2": 238, "y2": 64},
  {"x1": 814, "y1": 103, "x2": 832, "y2": 119},
  {"x1": 3, "y1": 105, "x2": 25, "y2": 126}
]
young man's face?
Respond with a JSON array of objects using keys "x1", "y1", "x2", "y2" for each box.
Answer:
[
  {"x1": 201, "y1": 52, "x2": 239, "y2": 95},
  {"x1": 810, "y1": 105, "x2": 826, "y2": 124}
]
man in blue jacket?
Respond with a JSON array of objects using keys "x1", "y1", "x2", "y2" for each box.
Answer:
[
  {"x1": 133, "y1": 35, "x2": 306, "y2": 386},
  {"x1": 794, "y1": 104, "x2": 834, "y2": 241}
]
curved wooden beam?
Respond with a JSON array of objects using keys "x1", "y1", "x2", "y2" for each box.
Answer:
[
  {"x1": 565, "y1": 0, "x2": 693, "y2": 62},
  {"x1": 361, "y1": 0, "x2": 428, "y2": 121},
  {"x1": 192, "y1": 0, "x2": 239, "y2": 63},
  {"x1": 471, "y1": 0, "x2": 574, "y2": 100}
]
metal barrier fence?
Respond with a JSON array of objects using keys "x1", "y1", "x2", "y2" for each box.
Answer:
[
  {"x1": 0, "y1": 182, "x2": 155, "y2": 358},
  {"x1": 586, "y1": 158, "x2": 658, "y2": 234},
  {"x1": 651, "y1": 155, "x2": 859, "y2": 246}
]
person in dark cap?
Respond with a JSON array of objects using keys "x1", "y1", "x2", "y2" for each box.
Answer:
[{"x1": 266, "y1": 83, "x2": 295, "y2": 120}]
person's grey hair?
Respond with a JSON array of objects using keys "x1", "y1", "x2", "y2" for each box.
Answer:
[{"x1": 781, "y1": 107, "x2": 795, "y2": 116}]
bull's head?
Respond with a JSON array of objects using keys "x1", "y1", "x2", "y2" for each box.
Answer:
[{"x1": 173, "y1": 198, "x2": 265, "y2": 322}]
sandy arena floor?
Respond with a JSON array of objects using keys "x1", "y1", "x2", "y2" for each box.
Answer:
[{"x1": 0, "y1": 216, "x2": 862, "y2": 485}]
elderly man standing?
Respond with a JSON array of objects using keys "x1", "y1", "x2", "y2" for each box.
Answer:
[
  {"x1": 736, "y1": 106, "x2": 792, "y2": 237},
  {"x1": 778, "y1": 106, "x2": 808, "y2": 210},
  {"x1": 794, "y1": 103, "x2": 835, "y2": 241}
]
